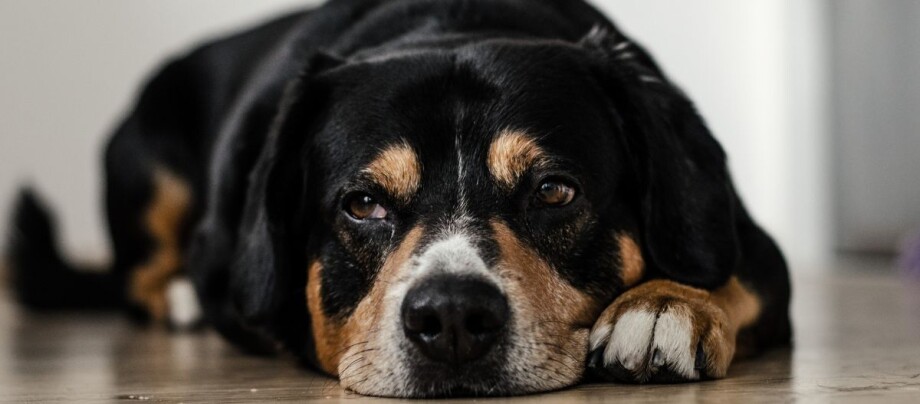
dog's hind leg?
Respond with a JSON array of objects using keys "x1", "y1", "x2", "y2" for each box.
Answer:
[
  {"x1": 102, "y1": 62, "x2": 206, "y2": 327},
  {"x1": 125, "y1": 167, "x2": 194, "y2": 324},
  {"x1": 104, "y1": 126, "x2": 199, "y2": 326}
]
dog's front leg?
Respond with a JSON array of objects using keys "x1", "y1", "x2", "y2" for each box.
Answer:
[{"x1": 586, "y1": 278, "x2": 760, "y2": 383}]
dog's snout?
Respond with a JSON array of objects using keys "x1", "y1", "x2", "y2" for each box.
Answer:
[{"x1": 401, "y1": 276, "x2": 509, "y2": 365}]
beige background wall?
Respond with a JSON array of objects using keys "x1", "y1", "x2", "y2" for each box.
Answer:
[{"x1": 0, "y1": 1, "x2": 829, "y2": 268}]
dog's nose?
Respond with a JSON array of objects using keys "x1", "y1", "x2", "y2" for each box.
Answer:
[{"x1": 401, "y1": 276, "x2": 509, "y2": 365}]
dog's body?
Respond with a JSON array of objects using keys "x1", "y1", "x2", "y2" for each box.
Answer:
[{"x1": 7, "y1": 0, "x2": 790, "y2": 397}]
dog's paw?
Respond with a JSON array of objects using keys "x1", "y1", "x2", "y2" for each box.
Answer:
[{"x1": 586, "y1": 280, "x2": 736, "y2": 383}]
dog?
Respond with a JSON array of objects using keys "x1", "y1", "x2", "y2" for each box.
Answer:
[{"x1": 6, "y1": 0, "x2": 791, "y2": 398}]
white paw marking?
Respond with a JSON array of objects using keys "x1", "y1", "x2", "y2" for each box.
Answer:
[
  {"x1": 606, "y1": 310, "x2": 656, "y2": 371},
  {"x1": 652, "y1": 308, "x2": 698, "y2": 379},
  {"x1": 590, "y1": 307, "x2": 700, "y2": 380},
  {"x1": 166, "y1": 277, "x2": 202, "y2": 329},
  {"x1": 589, "y1": 323, "x2": 613, "y2": 351}
]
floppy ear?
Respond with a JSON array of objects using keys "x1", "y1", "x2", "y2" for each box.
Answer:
[
  {"x1": 583, "y1": 29, "x2": 739, "y2": 289},
  {"x1": 229, "y1": 82, "x2": 307, "y2": 324},
  {"x1": 226, "y1": 53, "x2": 342, "y2": 342}
]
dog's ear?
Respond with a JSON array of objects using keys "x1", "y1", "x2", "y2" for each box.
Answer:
[
  {"x1": 228, "y1": 53, "x2": 340, "y2": 334},
  {"x1": 582, "y1": 29, "x2": 739, "y2": 288}
]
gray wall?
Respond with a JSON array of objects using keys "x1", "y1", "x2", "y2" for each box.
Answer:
[{"x1": 832, "y1": 1, "x2": 920, "y2": 253}]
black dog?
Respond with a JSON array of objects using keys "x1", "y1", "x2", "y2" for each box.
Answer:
[{"x1": 7, "y1": 0, "x2": 791, "y2": 397}]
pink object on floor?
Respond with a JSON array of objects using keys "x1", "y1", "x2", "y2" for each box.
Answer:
[{"x1": 898, "y1": 231, "x2": 920, "y2": 281}]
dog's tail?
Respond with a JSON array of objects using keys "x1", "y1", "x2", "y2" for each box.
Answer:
[{"x1": 5, "y1": 189, "x2": 124, "y2": 310}]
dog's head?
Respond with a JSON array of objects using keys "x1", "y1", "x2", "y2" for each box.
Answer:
[{"x1": 226, "y1": 29, "x2": 737, "y2": 397}]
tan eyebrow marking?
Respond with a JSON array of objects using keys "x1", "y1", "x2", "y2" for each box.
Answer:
[
  {"x1": 362, "y1": 141, "x2": 421, "y2": 203},
  {"x1": 487, "y1": 129, "x2": 548, "y2": 190}
]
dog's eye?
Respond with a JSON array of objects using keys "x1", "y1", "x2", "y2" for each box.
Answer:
[
  {"x1": 345, "y1": 193, "x2": 388, "y2": 220},
  {"x1": 535, "y1": 179, "x2": 576, "y2": 207}
]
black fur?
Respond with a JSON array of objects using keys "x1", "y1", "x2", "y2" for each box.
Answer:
[
  {"x1": 583, "y1": 36, "x2": 741, "y2": 289},
  {"x1": 7, "y1": 190, "x2": 123, "y2": 309},
  {"x1": 5, "y1": 0, "x2": 791, "y2": 395}
]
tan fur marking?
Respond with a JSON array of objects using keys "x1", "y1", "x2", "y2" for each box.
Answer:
[
  {"x1": 491, "y1": 220, "x2": 600, "y2": 382},
  {"x1": 362, "y1": 142, "x2": 421, "y2": 203},
  {"x1": 707, "y1": 277, "x2": 762, "y2": 370},
  {"x1": 617, "y1": 233, "x2": 644, "y2": 287},
  {"x1": 129, "y1": 168, "x2": 191, "y2": 322},
  {"x1": 308, "y1": 227, "x2": 424, "y2": 377},
  {"x1": 492, "y1": 220, "x2": 598, "y2": 326},
  {"x1": 487, "y1": 129, "x2": 548, "y2": 190},
  {"x1": 307, "y1": 261, "x2": 339, "y2": 375},
  {"x1": 711, "y1": 277, "x2": 762, "y2": 333}
]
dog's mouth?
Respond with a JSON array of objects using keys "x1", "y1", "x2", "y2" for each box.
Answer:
[
  {"x1": 399, "y1": 344, "x2": 513, "y2": 398},
  {"x1": 397, "y1": 326, "x2": 594, "y2": 398}
]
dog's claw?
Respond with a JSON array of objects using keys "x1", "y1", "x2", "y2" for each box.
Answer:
[
  {"x1": 586, "y1": 348, "x2": 638, "y2": 383},
  {"x1": 694, "y1": 343, "x2": 706, "y2": 371},
  {"x1": 652, "y1": 348, "x2": 664, "y2": 368},
  {"x1": 587, "y1": 348, "x2": 605, "y2": 370}
]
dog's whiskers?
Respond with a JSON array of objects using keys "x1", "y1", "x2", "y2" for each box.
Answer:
[{"x1": 328, "y1": 340, "x2": 369, "y2": 360}]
